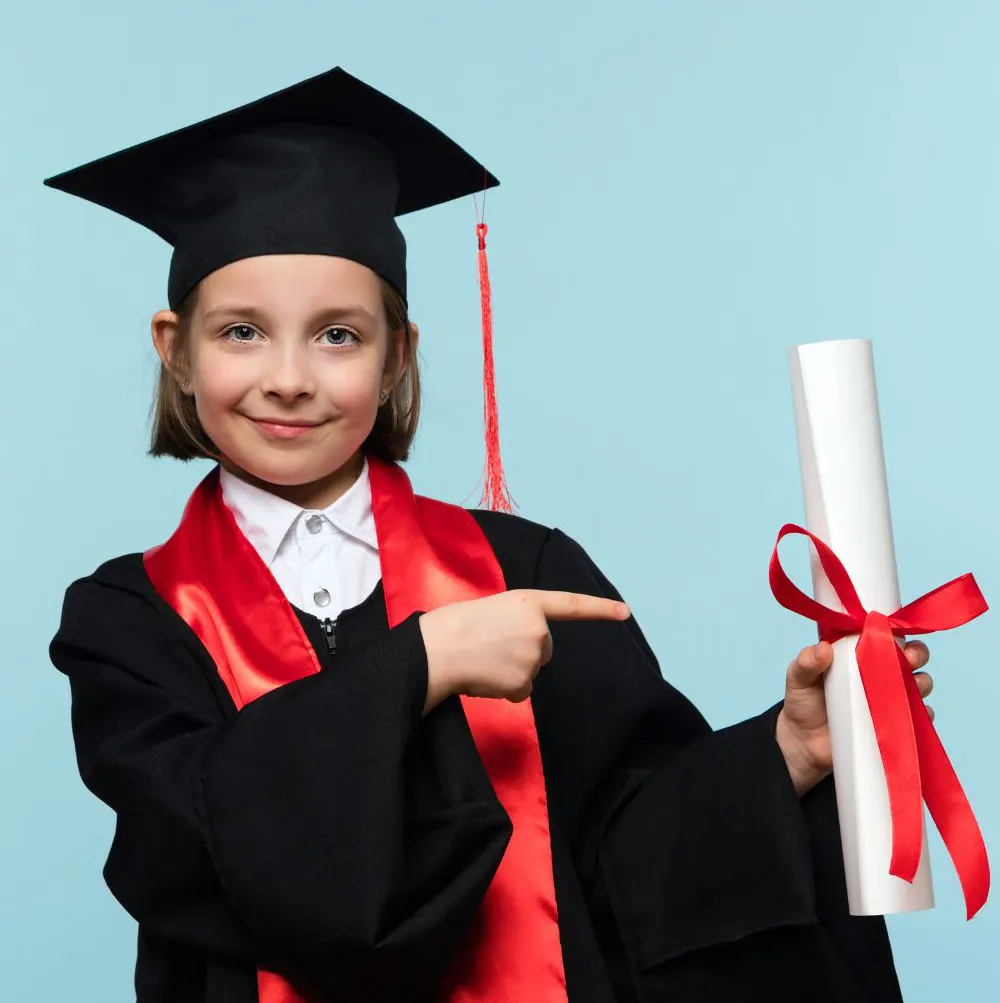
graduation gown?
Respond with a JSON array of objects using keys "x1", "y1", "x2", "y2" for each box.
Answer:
[{"x1": 49, "y1": 508, "x2": 903, "y2": 1003}]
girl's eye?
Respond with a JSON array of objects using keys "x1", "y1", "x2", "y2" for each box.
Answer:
[
  {"x1": 223, "y1": 324, "x2": 260, "y2": 343},
  {"x1": 220, "y1": 324, "x2": 359, "y2": 346},
  {"x1": 321, "y1": 326, "x2": 360, "y2": 347}
]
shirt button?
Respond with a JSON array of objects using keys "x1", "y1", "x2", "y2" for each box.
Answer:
[
  {"x1": 305, "y1": 514, "x2": 323, "y2": 534},
  {"x1": 313, "y1": 588, "x2": 331, "y2": 607}
]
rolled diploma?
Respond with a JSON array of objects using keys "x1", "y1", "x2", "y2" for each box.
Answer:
[{"x1": 789, "y1": 338, "x2": 933, "y2": 916}]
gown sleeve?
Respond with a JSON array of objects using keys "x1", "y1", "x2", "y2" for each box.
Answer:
[
  {"x1": 529, "y1": 529, "x2": 902, "y2": 1003},
  {"x1": 48, "y1": 561, "x2": 511, "y2": 1003}
]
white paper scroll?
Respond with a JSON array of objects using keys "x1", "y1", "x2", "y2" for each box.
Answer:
[{"x1": 789, "y1": 338, "x2": 933, "y2": 916}]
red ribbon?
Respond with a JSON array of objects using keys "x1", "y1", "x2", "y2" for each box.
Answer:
[{"x1": 769, "y1": 524, "x2": 990, "y2": 919}]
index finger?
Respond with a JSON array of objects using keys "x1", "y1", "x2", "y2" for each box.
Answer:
[{"x1": 526, "y1": 589, "x2": 631, "y2": 622}]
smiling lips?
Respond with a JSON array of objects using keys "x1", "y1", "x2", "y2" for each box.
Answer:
[{"x1": 246, "y1": 415, "x2": 328, "y2": 439}]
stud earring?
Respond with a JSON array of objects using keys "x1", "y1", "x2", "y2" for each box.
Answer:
[
  {"x1": 181, "y1": 377, "x2": 191, "y2": 392},
  {"x1": 379, "y1": 389, "x2": 391, "y2": 404}
]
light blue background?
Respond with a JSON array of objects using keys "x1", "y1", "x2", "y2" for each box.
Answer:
[{"x1": 2, "y1": 1, "x2": 997, "y2": 999}]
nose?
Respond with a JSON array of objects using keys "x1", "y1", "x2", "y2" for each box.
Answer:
[{"x1": 260, "y1": 343, "x2": 316, "y2": 401}]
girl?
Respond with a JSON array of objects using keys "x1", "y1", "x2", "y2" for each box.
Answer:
[{"x1": 47, "y1": 66, "x2": 930, "y2": 1003}]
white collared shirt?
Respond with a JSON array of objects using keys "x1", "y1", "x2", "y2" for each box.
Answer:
[{"x1": 219, "y1": 457, "x2": 382, "y2": 620}]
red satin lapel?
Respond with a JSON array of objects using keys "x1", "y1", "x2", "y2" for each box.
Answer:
[
  {"x1": 368, "y1": 456, "x2": 567, "y2": 1002},
  {"x1": 146, "y1": 469, "x2": 324, "y2": 1003},
  {"x1": 145, "y1": 468, "x2": 321, "y2": 707},
  {"x1": 145, "y1": 458, "x2": 568, "y2": 1003},
  {"x1": 367, "y1": 457, "x2": 506, "y2": 617}
]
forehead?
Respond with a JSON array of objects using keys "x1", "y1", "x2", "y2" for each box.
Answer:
[{"x1": 200, "y1": 254, "x2": 383, "y2": 302}]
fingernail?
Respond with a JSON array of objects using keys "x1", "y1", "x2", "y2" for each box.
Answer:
[{"x1": 619, "y1": 603, "x2": 631, "y2": 618}]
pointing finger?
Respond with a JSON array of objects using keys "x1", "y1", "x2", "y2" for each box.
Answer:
[{"x1": 528, "y1": 590, "x2": 631, "y2": 623}]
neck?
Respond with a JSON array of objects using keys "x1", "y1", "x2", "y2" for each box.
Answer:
[{"x1": 220, "y1": 451, "x2": 366, "y2": 510}]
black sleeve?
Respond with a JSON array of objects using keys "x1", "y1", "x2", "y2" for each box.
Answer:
[
  {"x1": 530, "y1": 529, "x2": 901, "y2": 1003},
  {"x1": 49, "y1": 573, "x2": 511, "y2": 1003}
]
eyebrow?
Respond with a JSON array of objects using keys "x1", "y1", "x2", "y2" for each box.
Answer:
[{"x1": 203, "y1": 303, "x2": 378, "y2": 326}]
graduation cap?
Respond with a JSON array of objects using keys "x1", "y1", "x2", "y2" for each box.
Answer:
[{"x1": 44, "y1": 66, "x2": 513, "y2": 511}]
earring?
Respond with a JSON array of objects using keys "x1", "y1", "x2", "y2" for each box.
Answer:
[
  {"x1": 379, "y1": 389, "x2": 391, "y2": 404},
  {"x1": 180, "y1": 377, "x2": 191, "y2": 392}
]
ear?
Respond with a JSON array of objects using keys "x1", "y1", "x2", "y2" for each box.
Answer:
[
  {"x1": 151, "y1": 310, "x2": 188, "y2": 384},
  {"x1": 397, "y1": 321, "x2": 419, "y2": 377},
  {"x1": 383, "y1": 321, "x2": 417, "y2": 390}
]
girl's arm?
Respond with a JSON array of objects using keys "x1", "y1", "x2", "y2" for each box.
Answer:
[
  {"x1": 49, "y1": 562, "x2": 509, "y2": 1002},
  {"x1": 529, "y1": 529, "x2": 902, "y2": 1003}
]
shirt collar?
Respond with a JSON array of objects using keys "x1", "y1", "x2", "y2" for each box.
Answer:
[{"x1": 219, "y1": 456, "x2": 379, "y2": 567}]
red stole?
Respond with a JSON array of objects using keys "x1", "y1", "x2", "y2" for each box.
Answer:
[{"x1": 143, "y1": 455, "x2": 568, "y2": 1003}]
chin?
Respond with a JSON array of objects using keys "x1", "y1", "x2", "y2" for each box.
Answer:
[{"x1": 224, "y1": 444, "x2": 362, "y2": 489}]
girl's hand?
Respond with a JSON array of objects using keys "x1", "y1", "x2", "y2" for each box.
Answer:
[
  {"x1": 419, "y1": 590, "x2": 630, "y2": 714},
  {"x1": 776, "y1": 640, "x2": 934, "y2": 796}
]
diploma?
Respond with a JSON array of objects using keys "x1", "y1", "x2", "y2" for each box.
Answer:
[{"x1": 788, "y1": 338, "x2": 934, "y2": 916}]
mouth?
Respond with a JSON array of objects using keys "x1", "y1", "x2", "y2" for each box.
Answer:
[{"x1": 244, "y1": 415, "x2": 329, "y2": 439}]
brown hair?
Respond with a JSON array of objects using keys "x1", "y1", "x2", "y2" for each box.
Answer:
[{"x1": 149, "y1": 278, "x2": 421, "y2": 463}]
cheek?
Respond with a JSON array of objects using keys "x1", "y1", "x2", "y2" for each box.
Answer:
[
  {"x1": 323, "y1": 356, "x2": 383, "y2": 409},
  {"x1": 196, "y1": 378, "x2": 248, "y2": 438},
  {"x1": 193, "y1": 344, "x2": 254, "y2": 402},
  {"x1": 190, "y1": 348, "x2": 256, "y2": 436}
]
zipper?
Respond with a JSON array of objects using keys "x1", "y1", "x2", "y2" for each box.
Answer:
[{"x1": 321, "y1": 617, "x2": 338, "y2": 656}]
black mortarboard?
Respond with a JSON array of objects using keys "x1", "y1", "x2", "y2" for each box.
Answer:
[{"x1": 43, "y1": 66, "x2": 499, "y2": 307}]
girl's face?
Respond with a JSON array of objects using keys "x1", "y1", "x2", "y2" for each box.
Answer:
[{"x1": 155, "y1": 254, "x2": 402, "y2": 498}]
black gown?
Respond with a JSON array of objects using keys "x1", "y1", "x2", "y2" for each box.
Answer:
[{"x1": 49, "y1": 508, "x2": 903, "y2": 1003}]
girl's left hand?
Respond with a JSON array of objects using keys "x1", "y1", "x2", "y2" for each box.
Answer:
[{"x1": 775, "y1": 640, "x2": 934, "y2": 796}]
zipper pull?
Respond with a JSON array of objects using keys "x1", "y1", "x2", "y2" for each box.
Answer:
[{"x1": 321, "y1": 617, "x2": 337, "y2": 655}]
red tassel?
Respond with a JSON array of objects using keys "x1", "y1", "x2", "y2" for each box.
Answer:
[{"x1": 476, "y1": 221, "x2": 514, "y2": 513}]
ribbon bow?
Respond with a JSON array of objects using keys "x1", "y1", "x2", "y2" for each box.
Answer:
[{"x1": 769, "y1": 524, "x2": 990, "y2": 919}]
